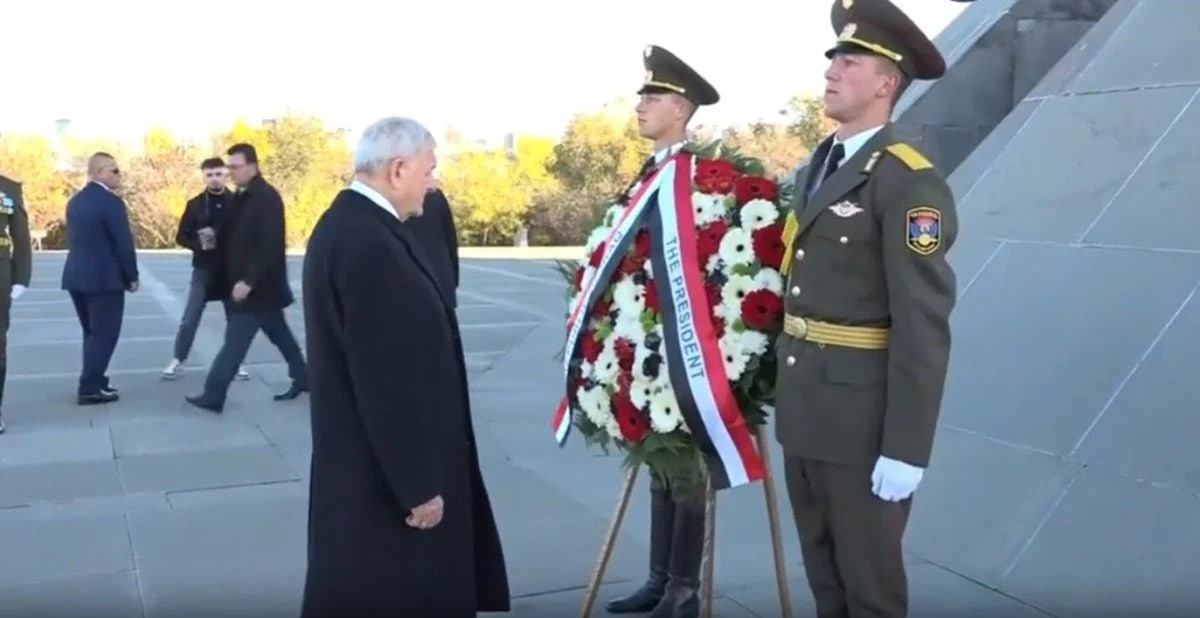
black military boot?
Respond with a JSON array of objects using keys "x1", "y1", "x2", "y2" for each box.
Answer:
[
  {"x1": 605, "y1": 486, "x2": 675, "y2": 613},
  {"x1": 649, "y1": 497, "x2": 705, "y2": 618}
]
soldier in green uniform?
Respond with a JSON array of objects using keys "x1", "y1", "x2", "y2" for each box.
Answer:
[
  {"x1": 774, "y1": 0, "x2": 958, "y2": 616},
  {"x1": 603, "y1": 45, "x2": 718, "y2": 618},
  {"x1": 0, "y1": 132, "x2": 35, "y2": 435}
]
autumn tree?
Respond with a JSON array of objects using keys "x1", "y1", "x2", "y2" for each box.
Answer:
[
  {"x1": 439, "y1": 134, "x2": 558, "y2": 246},
  {"x1": 120, "y1": 128, "x2": 206, "y2": 247},
  {"x1": 782, "y1": 94, "x2": 837, "y2": 152},
  {"x1": 0, "y1": 135, "x2": 75, "y2": 233}
]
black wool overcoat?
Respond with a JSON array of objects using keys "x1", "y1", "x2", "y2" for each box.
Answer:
[{"x1": 299, "y1": 189, "x2": 510, "y2": 616}]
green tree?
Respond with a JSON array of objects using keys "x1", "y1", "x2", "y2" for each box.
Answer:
[
  {"x1": 782, "y1": 94, "x2": 837, "y2": 152},
  {"x1": 719, "y1": 122, "x2": 808, "y2": 179}
]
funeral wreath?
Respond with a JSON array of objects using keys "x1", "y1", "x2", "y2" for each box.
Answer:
[{"x1": 551, "y1": 141, "x2": 793, "y2": 489}]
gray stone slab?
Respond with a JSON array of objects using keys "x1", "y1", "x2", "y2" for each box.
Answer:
[
  {"x1": 1023, "y1": 0, "x2": 1129, "y2": 99},
  {"x1": 949, "y1": 99, "x2": 1042, "y2": 199},
  {"x1": 0, "y1": 459, "x2": 124, "y2": 508},
  {"x1": 167, "y1": 479, "x2": 307, "y2": 509},
  {"x1": 0, "y1": 570, "x2": 142, "y2": 618},
  {"x1": 1070, "y1": 0, "x2": 1200, "y2": 93},
  {"x1": 1079, "y1": 90, "x2": 1200, "y2": 250},
  {"x1": 1000, "y1": 467, "x2": 1200, "y2": 616},
  {"x1": 116, "y1": 444, "x2": 299, "y2": 494},
  {"x1": 946, "y1": 236, "x2": 1004, "y2": 297},
  {"x1": 1014, "y1": 18, "x2": 1097, "y2": 102},
  {"x1": 906, "y1": 428, "x2": 1081, "y2": 584},
  {"x1": 108, "y1": 415, "x2": 268, "y2": 458},
  {"x1": 939, "y1": 242, "x2": 1200, "y2": 454},
  {"x1": 0, "y1": 514, "x2": 132, "y2": 582},
  {"x1": 0, "y1": 426, "x2": 113, "y2": 466},
  {"x1": 959, "y1": 86, "x2": 1193, "y2": 243},
  {"x1": 1072, "y1": 288, "x2": 1200, "y2": 489}
]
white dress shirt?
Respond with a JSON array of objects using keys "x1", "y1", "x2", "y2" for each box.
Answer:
[{"x1": 349, "y1": 180, "x2": 399, "y2": 220}]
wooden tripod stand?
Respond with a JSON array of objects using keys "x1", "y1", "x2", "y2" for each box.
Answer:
[{"x1": 576, "y1": 425, "x2": 793, "y2": 618}]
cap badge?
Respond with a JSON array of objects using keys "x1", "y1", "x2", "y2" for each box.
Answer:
[
  {"x1": 842, "y1": 0, "x2": 854, "y2": 8},
  {"x1": 644, "y1": 46, "x2": 653, "y2": 58},
  {"x1": 840, "y1": 22, "x2": 858, "y2": 39}
]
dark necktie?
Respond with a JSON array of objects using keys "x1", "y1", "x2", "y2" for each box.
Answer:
[
  {"x1": 639, "y1": 154, "x2": 657, "y2": 177},
  {"x1": 822, "y1": 143, "x2": 846, "y2": 183}
]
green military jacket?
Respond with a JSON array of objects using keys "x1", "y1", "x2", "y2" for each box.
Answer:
[
  {"x1": 773, "y1": 124, "x2": 958, "y2": 468},
  {"x1": 0, "y1": 175, "x2": 34, "y2": 291}
]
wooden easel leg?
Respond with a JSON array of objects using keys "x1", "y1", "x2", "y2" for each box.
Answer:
[
  {"x1": 699, "y1": 480, "x2": 717, "y2": 618},
  {"x1": 579, "y1": 463, "x2": 641, "y2": 618},
  {"x1": 755, "y1": 424, "x2": 794, "y2": 618}
]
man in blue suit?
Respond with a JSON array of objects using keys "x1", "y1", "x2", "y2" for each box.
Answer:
[{"x1": 61, "y1": 152, "x2": 139, "y2": 404}]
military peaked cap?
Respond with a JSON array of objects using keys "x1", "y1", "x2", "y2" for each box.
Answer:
[
  {"x1": 637, "y1": 45, "x2": 720, "y2": 107},
  {"x1": 825, "y1": 0, "x2": 946, "y2": 80}
]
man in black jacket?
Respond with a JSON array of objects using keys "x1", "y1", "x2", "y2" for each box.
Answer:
[
  {"x1": 402, "y1": 188, "x2": 459, "y2": 308},
  {"x1": 185, "y1": 144, "x2": 308, "y2": 413},
  {"x1": 162, "y1": 157, "x2": 248, "y2": 381}
]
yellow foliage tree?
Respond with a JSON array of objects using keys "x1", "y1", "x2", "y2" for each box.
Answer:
[{"x1": 0, "y1": 135, "x2": 75, "y2": 232}]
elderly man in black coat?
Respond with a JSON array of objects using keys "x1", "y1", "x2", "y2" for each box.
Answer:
[{"x1": 299, "y1": 116, "x2": 510, "y2": 616}]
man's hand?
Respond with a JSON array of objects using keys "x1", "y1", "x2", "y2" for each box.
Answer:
[
  {"x1": 10, "y1": 284, "x2": 26, "y2": 300},
  {"x1": 405, "y1": 495, "x2": 444, "y2": 530},
  {"x1": 128, "y1": 281, "x2": 139, "y2": 293},
  {"x1": 232, "y1": 280, "x2": 252, "y2": 302},
  {"x1": 870, "y1": 456, "x2": 924, "y2": 502}
]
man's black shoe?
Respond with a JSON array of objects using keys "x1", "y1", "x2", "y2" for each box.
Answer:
[
  {"x1": 273, "y1": 384, "x2": 308, "y2": 401},
  {"x1": 78, "y1": 391, "x2": 119, "y2": 405},
  {"x1": 185, "y1": 395, "x2": 223, "y2": 414}
]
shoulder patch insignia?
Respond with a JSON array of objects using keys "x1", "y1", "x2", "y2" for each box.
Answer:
[
  {"x1": 906, "y1": 206, "x2": 941, "y2": 255},
  {"x1": 886, "y1": 143, "x2": 933, "y2": 171}
]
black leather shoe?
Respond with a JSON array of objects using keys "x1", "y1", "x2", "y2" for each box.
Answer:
[
  {"x1": 185, "y1": 395, "x2": 223, "y2": 413},
  {"x1": 273, "y1": 384, "x2": 308, "y2": 401},
  {"x1": 78, "y1": 391, "x2": 120, "y2": 405},
  {"x1": 605, "y1": 487, "x2": 675, "y2": 614}
]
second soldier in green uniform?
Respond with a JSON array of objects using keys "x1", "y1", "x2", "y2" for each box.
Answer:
[
  {"x1": 774, "y1": 0, "x2": 958, "y2": 616},
  {"x1": 0, "y1": 132, "x2": 35, "y2": 434}
]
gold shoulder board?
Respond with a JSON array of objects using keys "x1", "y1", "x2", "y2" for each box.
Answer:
[{"x1": 885, "y1": 143, "x2": 933, "y2": 171}]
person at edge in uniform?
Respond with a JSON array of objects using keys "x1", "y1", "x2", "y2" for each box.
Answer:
[
  {"x1": 774, "y1": 0, "x2": 958, "y2": 616},
  {"x1": 604, "y1": 44, "x2": 719, "y2": 618},
  {"x1": 0, "y1": 131, "x2": 34, "y2": 435},
  {"x1": 160, "y1": 157, "x2": 249, "y2": 381}
]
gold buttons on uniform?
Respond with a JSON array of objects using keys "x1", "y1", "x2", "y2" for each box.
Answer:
[
  {"x1": 795, "y1": 249, "x2": 805, "y2": 260},
  {"x1": 839, "y1": 236, "x2": 849, "y2": 244},
  {"x1": 790, "y1": 286, "x2": 801, "y2": 296},
  {"x1": 786, "y1": 356, "x2": 796, "y2": 366}
]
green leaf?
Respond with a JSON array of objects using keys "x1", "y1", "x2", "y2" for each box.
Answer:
[
  {"x1": 731, "y1": 263, "x2": 752, "y2": 277},
  {"x1": 731, "y1": 319, "x2": 746, "y2": 334}
]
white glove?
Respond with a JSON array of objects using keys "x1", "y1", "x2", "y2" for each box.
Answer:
[
  {"x1": 870, "y1": 455, "x2": 924, "y2": 502},
  {"x1": 10, "y1": 284, "x2": 25, "y2": 300}
]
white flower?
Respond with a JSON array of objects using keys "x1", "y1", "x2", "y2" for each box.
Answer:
[
  {"x1": 720, "y1": 274, "x2": 756, "y2": 318},
  {"x1": 643, "y1": 256, "x2": 656, "y2": 278},
  {"x1": 738, "y1": 329, "x2": 769, "y2": 356},
  {"x1": 705, "y1": 253, "x2": 722, "y2": 276},
  {"x1": 578, "y1": 359, "x2": 595, "y2": 381},
  {"x1": 718, "y1": 226, "x2": 754, "y2": 266},
  {"x1": 577, "y1": 386, "x2": 611, "y2": 429},
  {"x1": 632, "y1": 338, "x2": 658, "y2": 380},
  {"x1": 752, "y1": 268, "x2": 783, "y2": 294},
  {"x1": 603, "y1": 203, "x2": 625, "y2": 227},
  {"x1": 585, "y1": 227, "x2": 610, "y2": 255},
  {"x1": 692, "y1": 192, "x2": 726, "y2": 227},
  {"x1": 630, "y1": 376, "x2": 657, "y2": 410},
  {"x1": 719, "y1": 332, "x2": 750, "y2": 380},
  {"x1": 740, "y1": 199, "x2": 779, "y2": 231},
  {"x1": 649, "y1": 388, "x2": 684, "y2": 433},
  {"x1": 593, "y1": 341, "x2": 621, "y2": 384},
  {"x1": 612, "y1": 277, "x2": 646, "y2": 314},
  {"x1": 613, "y1": 314, "x2": 647, "y2": 343}
]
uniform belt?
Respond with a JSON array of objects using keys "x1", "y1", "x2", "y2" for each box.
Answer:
[
  {"x1": 0, "y1": 237, "x2": 10, "y2": 247},
  {"x1": 782, "y1": 314, "x2": 889, "y2": 350}
]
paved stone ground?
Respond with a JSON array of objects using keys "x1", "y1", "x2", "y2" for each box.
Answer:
[{"x1": 0, "y1": 252, "x2": 1044, "y2": 617}]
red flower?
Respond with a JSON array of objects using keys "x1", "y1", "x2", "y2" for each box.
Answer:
[
  {"x1": 704, "y1": 282, "x2": 722, "y2": 309},
  {"x1": 616, "y1": 371, "x2": 634, "y2": 398},
  {"x1": 695, "y1": 159, "x2": 738, "y2": 194},
  {"x1": 614, "y1": 338, "x2": 636, "y2": 372},
  {"x1": 634, "y1": 229, "x2": 651, "y2": 257},
  {"x1": 740, "y1": 289, "x2": 784, "y2": 331},
  {"x1": 734, "y1": 176, "x2": 778, "y2": 205},
  {"x1": 711, "y1": 311, "x2": 726, "y2": 339},
  {"x1": 581, "y1": 331, "x2": 603, "y2": 363},
  {"x1": 619, "y1": 253, "x2": 646, "y2": 276},
  {"x1": 697, "y1": 220, "x2": 727, "y2": 266},
  {"x1": 588, "y1": 242, "x2": 606, "y2": 268},
  {"x1": 573, "y1": 267, "x2": 585, "y2": 289},
  {"x1": 590, "y1": 297, "x2": 611, "y2": 320},
  {"x1": 751, "y1": 223, "x2": 786, "y2": 269},
  {"x1": 645, "y1": 278, "x2": 661, "y2": 313},
  {"x1": 614, "y1": 391, "x2": 651, "y2": 443}
]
